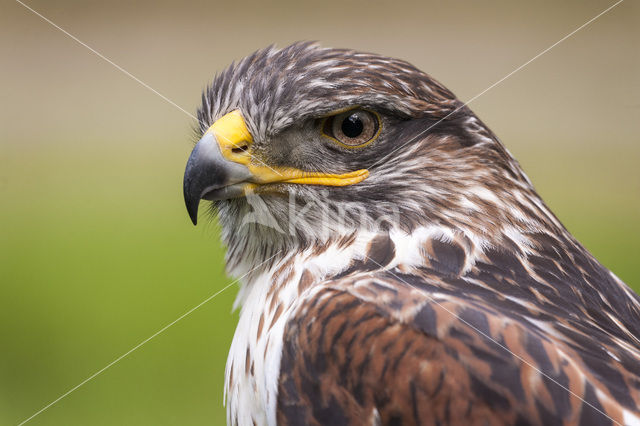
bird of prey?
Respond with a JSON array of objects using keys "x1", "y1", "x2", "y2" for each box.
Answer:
[{"x1": 183, "y1": 42, "x2": 640, "y2": 426}]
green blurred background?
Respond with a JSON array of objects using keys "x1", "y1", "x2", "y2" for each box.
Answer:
[{"x1": 1, "y1": 0, "x2": 638, "y2": 424}]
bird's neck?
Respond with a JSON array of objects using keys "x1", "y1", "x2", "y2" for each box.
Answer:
[{"x1": 224, "y1": 224, "x2": 482, "y2": 425}]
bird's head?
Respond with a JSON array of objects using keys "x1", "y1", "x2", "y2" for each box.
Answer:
[{"x1": 184, "y1": 42, "x2": 542, "y2": 268}]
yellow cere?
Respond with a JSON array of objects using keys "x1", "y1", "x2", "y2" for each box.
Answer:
[{"x1": 207, "y1": 110, "x2": 254, "y2": 165}]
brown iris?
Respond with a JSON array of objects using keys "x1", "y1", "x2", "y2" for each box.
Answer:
[{"x1": 322, "y1": 109, "x2": 381, "y2": 148}]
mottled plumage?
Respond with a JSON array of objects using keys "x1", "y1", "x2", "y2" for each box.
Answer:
[{"x1": 183, "y1": 42, "x2": 640, "y2": 425}]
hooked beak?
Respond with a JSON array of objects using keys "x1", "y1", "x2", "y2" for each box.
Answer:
[
  {"x1": 183, "y1": 132, "x2": 253, "y2": 225},
  {"x1": 183, "y1": 110, "x2": 369, "y2": 225}
]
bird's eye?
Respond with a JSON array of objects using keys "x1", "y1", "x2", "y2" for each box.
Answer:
[{"x1": 322, "y1": 109, "x2": 381, "y2": 148}]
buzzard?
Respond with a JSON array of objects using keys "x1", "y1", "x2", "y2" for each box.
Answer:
[{"x1": 183, "y1": 43, "x2": 640, "y2": 425}]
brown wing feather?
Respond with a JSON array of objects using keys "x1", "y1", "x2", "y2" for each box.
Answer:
[{"x1": 277, "y1": 278, "x2": 636, "y2": 425}]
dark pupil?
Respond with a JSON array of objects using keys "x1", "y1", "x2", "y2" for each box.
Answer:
[{"x1": 341, "y1": 114, "x2": 364, "y2": 138}]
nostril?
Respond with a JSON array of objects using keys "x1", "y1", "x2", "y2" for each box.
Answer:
[{"x1": 232, "y1": 145, "x2": 249, "y2": 154}]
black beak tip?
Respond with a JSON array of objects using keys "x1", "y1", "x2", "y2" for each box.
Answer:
[
  {"x1": 184, "y1": 196, "x2": 199, "y2": 226},
  {"x1": 187, "y1": 203, "x2": 198, "y2": 226},
  {"x1": 183, "y1": 181, "x2": 200, "y2": 226}
]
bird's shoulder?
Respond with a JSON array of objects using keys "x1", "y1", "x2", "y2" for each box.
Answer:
[{"x1": 276, "y1": 260, "x2": 640, "y2": 426}]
